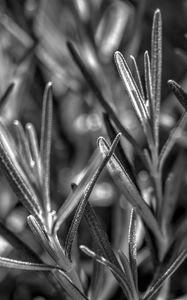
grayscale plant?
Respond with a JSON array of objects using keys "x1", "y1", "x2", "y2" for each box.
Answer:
[{"x1": 0, "y1": 7, "x2": 186, "y2": 300}]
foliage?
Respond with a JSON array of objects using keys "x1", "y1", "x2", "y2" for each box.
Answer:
[{"x1": 0, "y1": 1, "x2": 186, "y2": 300}]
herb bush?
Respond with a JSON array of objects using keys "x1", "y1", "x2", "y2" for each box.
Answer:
[{"x1": 0, "y1": 1, "x2": 187, "y2": 300}]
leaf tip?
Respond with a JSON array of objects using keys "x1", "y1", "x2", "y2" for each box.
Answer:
[{"x1": 114, "y1": 51, "x2": 123, "y2": 63}]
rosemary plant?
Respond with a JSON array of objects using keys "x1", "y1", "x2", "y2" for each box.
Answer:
[{"x1": 0, "y1": 7, "x2": 186, "y2": 300}]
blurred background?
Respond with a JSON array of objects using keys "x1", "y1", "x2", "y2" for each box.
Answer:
[{"x1": 0, "y1": 0, "x2": 187, "y2": 299}]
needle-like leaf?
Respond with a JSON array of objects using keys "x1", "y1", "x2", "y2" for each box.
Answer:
[
  {"x1": 128, "y1": 208, "x2": 138, "y2": 289},
  {"x1": 114, "y1": 51, "x2": 149, "y2": 132},
  {"x1": 84, "y1": 201, "x2": 121, "y2": 270},
  {"x1": 0, "y1": 82, "x2": 15, "y2": 109},
  {"x1": 65, "y1": 134, "x2": 121, "y2": 261},
  {"x1": 13, "y1": 120, "x2": 34, "y2": 170},
  {"x1": 0, "y1": 221, "x2": 67, "y2": 296},
  {"x1": 27, "y1": 215, "x2": 59, "y2": 262},
  {"x1": 103, "y1": 113, "x2": 138, "y2": 189},
  {"x1": 143, "y1": 249, "x2": 187, "y2": 300},
  {"x1": 130, "y1": 55, "x2": 145, "y2": 101},
  {"x1": 89, "y1": 250, "x2": 105, "y2": 300},
  {"x1": 0, "y1": 255, "x2": 87, "y2": 299},
  {"x1": 0, "y1": 256, "x2": 63, "y2": 272},
  {"x1": 80, "y1": 245, "x2": 135, "y2": 300},
  {"x1": 118, "y1": 250, "x2": 137, "y2": 298},
  {"x1": 0, "y1": 220, "x2": 41, "y2": 262},
  {"x1": 144, "y1": 51, "x2": 154, "y2": 125},
  {"x1": 98, "y1": 136, "x2": 162, "y2": 245},
  {"x1": 53, "y1": 149, "x2": 103, "y2": 233},
  {"x1": 26, "y1": 123, "x2": 42, "y2": 184},
  {"x1": 0, "y1": 122, "x2": 42, "y2": 222},
  {"x1": 151, "y1": 9, "x2": 162, "y2": 150},
  {"x1": 159, "y1": 112, "x2": 187, "y2": 171},
  {"x1": 54, "y1": 270, "x2": 88, "y2": 300},
  {"x1": 168, "y1": 80, "x2": 187, "y2": 111},
  {"x1": 161, "y1": 151, "x2": 185, "y2": 234},
  {"x1": 40, "y1": 82, "x2": 53, "y2": 220}
]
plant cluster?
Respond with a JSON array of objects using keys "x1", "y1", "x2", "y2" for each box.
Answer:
[{"x1": 0, "y1": 3, "x2": 187, "y2": 300}]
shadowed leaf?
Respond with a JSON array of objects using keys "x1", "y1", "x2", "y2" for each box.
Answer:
[
  {"x1": 131, "y1": 55, "x2": 145, "y2": 101},
  {"x1": 98, "y1": 136, "x2": 162, "y2": 245},
  {"x1": 159, "y1": 112, "x2": 187, "y2": 171},
  {"x1": 143, "y1": 249, "x2": 187, "y2": 300},
  {"x1": 168, "y1": 80, "x2": 187, "y2": 111},
  {"x1": 80, "y1": 245, "x2": 135, "y2": 300},
  {"x1": 0, "y1": 82, "x2": 15, "y2": 109},
  {"x1": 144, "y1": 51, "x2": 154, "y2": 127},
  {"x1": 53, "y1": 149, "x2": 103, "y2": 233},
  {"x1": 161, "y1": 151, "x2": 186, "y2": 234},
  {"x1": 84, "y1": 202, "x2": 121, "y2": 269},
  {"x1": 27, "y1": 215, "x2": 59, "y2": 262},
  {"x1": 89, "y1": 251, "x2": 105, "y2": 300},
  {"x1": 103, "y1": 113, "x2": 138, "y2": 189},
  {"x1": 65, "y1": 134, "x2": 121, "y2": 260},
  {"x1": 118, "y1": 250, "x2": 137, "y2": 297}
]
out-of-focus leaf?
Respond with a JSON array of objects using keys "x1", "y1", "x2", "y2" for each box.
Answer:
[
  {"x1": 26, "y1": 123, "x2": 42, "y2": 184},
  {"x1": 0, "y1": 82, "x2": 15, "y2": 110},
  {"x1": 159, "y1": 112, "x2": 187, "y2": 171},
  {"x1": 80, "y1": 245, "x2": 135, "y2": 300},
  {"x1": 0, "y1": 122, "x2": 42, "y2": 223},
  {"x1": 40, "y1": 82, "x2": 53, "y2": 229},
  {"x1": 67, "y1": 41, "x2": 143, "y2": 153},
  {"x1": 151, "y1": 9, "x2": 162, "y2": 150},
  {"x1": 0, "y1": 220, "x2": 41, "y2": 262},
  {"x1": 98, "y1": 137, "x2": 162, "y2": 245},
  {"x1": 161, "y1": 151, "x2": 186, "y2": 234},
  {"x1": 72, "y1": 0, "x2": 90, "y2": 23},
  {"x1": 143, "y1": 249, "x2": 187, "y2": 300},
  {"x1": 95, "y1": 1, "x2": 133, "y2": 61},
  {"x1": 128, "y1": 208, "x2": 138, "y2": 289},
  {"x1": 168, "y1": 80, "x2": 187, "y2": 111},
  {"x1": 65, "y1": 134, "x2": 121, "y2": 261}
]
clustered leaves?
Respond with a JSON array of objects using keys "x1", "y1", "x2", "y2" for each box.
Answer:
[{"x1": 0, "y1": 7, "x2": 186, "y2": 300}]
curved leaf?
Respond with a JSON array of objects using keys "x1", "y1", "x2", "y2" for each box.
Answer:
[
  {"x1": 143, "y1": 249, "x2": 187, "y2": 300},
  {"x1": 98, "y1": 137, "x2": 162, "y2": 244},
  {"x1": 168, "y1": 80, "x2": 187, "y2": 110},
  {"x1": 65, "y1": 134, "x2": 121, "y2": 260},
  {"x1": 80, "y1": 245, "x2": 135, "y2": 300}
]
